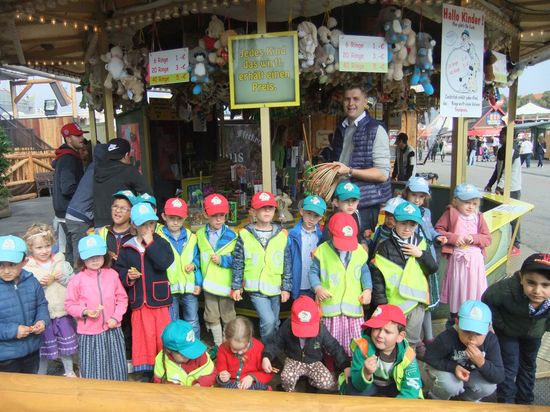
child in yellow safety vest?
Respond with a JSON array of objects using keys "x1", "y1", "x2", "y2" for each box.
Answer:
[
  {"x1": 231, "y1": 191, "x2": 292, "y2": 343},
  {"x1": 157, "y1": 198, "x2": 202, "y2": 337},
  {"x1": 370, "y1": 201, "x2": 438, "y2": 356},
  {"x1": 197, "y1": 193, "x2": 237, "y2": 347},
  {"x1": 341, "y1": 304, "x2": 423, "y2": 398},
  {"x1": 310, "y1": 212, "x2": 372, "y2": 358},
  {"x1": 153, "y1": 320, "x2": 217, "y2": 386}
]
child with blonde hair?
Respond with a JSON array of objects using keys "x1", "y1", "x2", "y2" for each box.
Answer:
[
  {"x1": 23, "y1": 223, "x2": 77, "y2": 377},
  {"x1": 435, "y1": 184, "x2": 492, "y2": 321},
  {"x1": 215, "y1": 316, "x2": 273, "y2": 390}
]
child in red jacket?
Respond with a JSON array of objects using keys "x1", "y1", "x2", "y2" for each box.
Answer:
[{"x1": 216, "y1": 316, "x2": 273, "y2": 390}]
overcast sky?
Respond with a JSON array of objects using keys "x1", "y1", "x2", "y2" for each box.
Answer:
[{"x1": 518, "y1": 59, "x2": 550, "y2": 96}]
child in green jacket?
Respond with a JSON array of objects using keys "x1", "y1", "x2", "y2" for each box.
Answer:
[{"x1": 341, "y1": 304, "x2": 423, "y2": 398}]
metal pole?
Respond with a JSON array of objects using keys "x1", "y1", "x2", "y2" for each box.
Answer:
[{"x1": 257, "y1": 0, "x2": 272, "y2": 193}]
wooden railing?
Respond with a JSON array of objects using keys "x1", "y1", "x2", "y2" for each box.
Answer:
[
  {"x1": 1, "y1": 373, "x2": 547, "y2": 412},
  {"x1": 4, "y1": 150, "x2": 55, "y2": 201}
]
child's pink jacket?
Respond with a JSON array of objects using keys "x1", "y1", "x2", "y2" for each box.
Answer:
[
  {"x1": 435, "y1": 206, "x2": 492, "y2": 257},
  {"x1": 65, "y1": 268, "x2": 128, "y2": 335}
]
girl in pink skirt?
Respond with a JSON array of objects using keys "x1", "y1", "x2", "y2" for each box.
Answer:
[
  {"x1": 435, "y1": 184, "x2": 492, "y2": 322},
  {"x1": 23, "y1": 224, "x2": 78, "y2": 377}
]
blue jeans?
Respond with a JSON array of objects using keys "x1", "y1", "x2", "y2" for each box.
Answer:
[
  {"x1": 249, "y1": 292, "x2": 280, "y2": 343},
  {"x1": 170, "y1": 293, "x2": 200, "y2": 337},
  {"x1": 497, "y1": 334, "x2": 541, "y2": 404}
]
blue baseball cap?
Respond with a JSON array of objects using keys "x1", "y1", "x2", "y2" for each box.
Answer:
[
  {"x1": 382, "y1": 196, "x2": 406, "y2": 214},
  {"x1": 454, "y1": 184, "x2": 482, "y2": 201},
  {"x1": 113, "y1": 190, "x2": 139, "y2": 206},
  {"x1": 406, "y1": 176, "x2": 430, "y2": 194},
  {"x1": 131, "y1": 203, "x2": 159, "y2": 226},
  {"x1": 0, "y1": 235, "x2": 26, "y2": 263},
  {"x1": 137, "y1": 193, "x2": 157, "y2": 207},
  {"x1": 458, "y1": 300, "x2": 492, "y2": 335},
  {"x1": 78, "y1": 234, "x2": 107, "y2": 260},
  {"x1": 302, "y1": 195, "x2": 327, "y2": 216},
  {"x1": 162, "y1": 320, "x2": 206, "y2": 360},
  {"x1": 393, "y1": 201, "x2": 422, "y2": 224},
  {"x1": 334, "y1": 181, "x2": 360, "y2": 201}
]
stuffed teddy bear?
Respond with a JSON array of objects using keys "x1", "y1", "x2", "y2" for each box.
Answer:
[
  {"x1": 402, "y1": 18, "x2": 416, "y2": 66},
  {"x1": 386, "y1": 40, "x2": 407, "y2": 81},
  {"x1": 213, "y1": 29, "x2": 237, "y2": 67},
  {"x1": 188, "y1": 47, "x2": 209, "y2": 95},
  {"x1": 204, "y1": 15, "x2": 224, "y2": 50},
  {"x1": 380, "y1": 7, "x2": 405, "y2": 46},
  {"x1": 297, "y1": 21, "x2": 318, "y2": 69},
  {"x1": 120, "y1": 76, "x2": 145, "y2": 102},
  {"x1": 327, "y1": 17, "x2": 342, "y2": 71},
  {"x1": 411, "y1": 32, "x2": 436, "y2": 95},
  {"x1": 101, "y1": 46, "x2": 128, "y2": 89},
  {"x1": 484, "y1": 49, "x2": 497, "y2": 83}
]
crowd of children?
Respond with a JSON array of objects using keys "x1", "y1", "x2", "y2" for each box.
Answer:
[{"x1": 1, "y1": 177, "x2": 549, "y2": 406}]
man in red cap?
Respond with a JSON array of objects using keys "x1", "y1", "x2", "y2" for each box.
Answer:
[
  {"x1": 230, "y1": 191, "x2": 291, "y2": 343},
  {"x1": 262, "y1": 295, "x2": 349, "y2": 392},
  {"x1": 308, "y1": 212, "x2": 372, "y2": 358},
  {"x1": 196, "y1": 194, "x2": 237, "y2": 347},
  {"x1": 52, "y1": 122, "x2": 87, "y2": 264},
  {"x1": 343, "y1": 304, "x2": 423, "y2": 398}
]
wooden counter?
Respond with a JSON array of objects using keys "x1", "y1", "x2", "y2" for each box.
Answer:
[{"x1": 1, "y1": 372, "x2": 548, "y2": 412}]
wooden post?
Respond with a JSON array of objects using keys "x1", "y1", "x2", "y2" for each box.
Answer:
[
  {"x1": 88, "y1": 107, "x2": 98, "y2": 146},
  {"x1": 9, "y1": 81, "x2": 18, "y2": 118},
  {"x1": 502, "y1": 35, "x2": 520, "y2": 200},
  {"x1": 257, "y1": 0, "x2": 272, "y2": 193},
  {"x1": 71, "y1": 84, "x2": 78, "y2": 119},
  {"x1": 100, "y1": 33, "x2": 116, "y2": 141},
  {"x1": 450, "y1": 117, "x2": 467, "y2": 197}
]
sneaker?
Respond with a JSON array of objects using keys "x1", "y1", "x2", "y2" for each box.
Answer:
[
  {"x1": 64, "y1": 372, "x2": 77, "y2": 378},
  {"x1": 511, "y1": 246, "x2": 521, "y2": 257}
]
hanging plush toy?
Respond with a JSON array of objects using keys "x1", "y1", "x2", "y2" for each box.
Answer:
[
  {"x1": 411, "y1": 32, "x2": 436, "y2": 95},
  {"x1": 188, "y1": 47, "x2": 209, "y2": 95},
  {"x1": 327, "y1": 17, "x2": 342, "y2": 71},
  {"x1": 101, "y1": 46, "x2": 128, "y2": 89},
  {"x1": 402, "y1": 18, "x2": 417, "y2": 66},
  {"x1": 297, "y1": 21, "x2": 318, "y2": 69}
]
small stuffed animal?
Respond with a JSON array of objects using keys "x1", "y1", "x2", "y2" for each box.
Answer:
[
  {"x1": 189, "y1": 47, "x2": 209, "y2": 95},
  {"x1": 327, "y1": 17, "x2": 342, "y2": 71},
  {"x1": 484, "y1": 49, "x2": 497, "y2": 83},
  {"x1": 402, "y1": 18, "x2": 416, "y2": 66},
  {"x1": 411, "y1": 32, "x2": 436, "y2": 95},
  {"x1": 297, "y1": 21, "x2": 318, "y2": 69},
  {"x1": 101, "y1": 46, "x2": 128, "y2": 89},
  {"x1": 213, "y1": 29, "x2": 237, "y2": 66},
  {"x1": 380, "y1": 7, "x2": 405, "y2": 45},
  {"x1": 204, "y1": 15, "x2": 224, "y2": 50},
  {"x1": 387, "y1": 40, "x2": 407, "y2": 81}
]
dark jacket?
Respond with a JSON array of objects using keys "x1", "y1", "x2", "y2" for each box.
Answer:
[
  {"x1": 392, "y1": 144, "x2": 415, "y2": 181},
  {"x1": 93, "y1": 159, "x2": 151, "y2": 227},
  {"x1": 52, "y1": 144, "x2": 84, "y2": 218},
  {"x1": 332, "y1": 112, "x2": 392, "y2": 208},
  {"x1": 66, "y1": 144, "x2": 108, "y2": 224},
  {"x1": 263, "y1": 318, "x2": 350, "y2": 373},
  {"x1": 286, "y1": 220, "x2": 323, "y2": 299},
  {"x1": 482, "y1": 272, "x2": 550, "y2": 339},
  {"x1": 0, "y1": 270, "x2": 50, "y2": 362},
  {"x1": 115, "y1": 234, "x2": 174, "y2": 310},
  {"x1": 424, "y1": 327, "x2": 505, "y2": 384},
  {"x1": 370, "y1": 234, "x2": 438, "y2": 307}
]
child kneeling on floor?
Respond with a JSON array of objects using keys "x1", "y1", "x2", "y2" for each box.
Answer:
[
  {"x1": 262, "y1": 295, "x2": 350, "y2": 392},
  {"x1": 424, "y1": 300, "x2": 504, "y2": 401},
  {"x1": 342, "y1": 304, "x2": 423, "y2": 398},
  {"x1": 153, "y1": 320, "x2": 217, "y2": 386}
]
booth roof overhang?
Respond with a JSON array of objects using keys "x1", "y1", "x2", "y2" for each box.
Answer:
[{"x1": 0, "y1": 0, "x2": 548, "y2": 81}]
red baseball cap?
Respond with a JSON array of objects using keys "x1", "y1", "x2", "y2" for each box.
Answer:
[
  {"x1": 61, "y1": 123, "x2": 87, "y2": 138},
  {"x1": 204, "y1": 193, "x2": 229, "y2": 216},
  {"x1": 328, "y1": 212, "x2": 358, "y2": 251},
  {"x1": 291, "y1": 296, "x2": 320, "y2": 338},
  {"x1": 251, "y1": 191, "x2": 277, "y2": 209},
  {"x1": 363, "y1": 304, "x2": 407, "y2": 329},
  {"x1": 164, "y1": 197, "x2": 188, "y2": 218}
]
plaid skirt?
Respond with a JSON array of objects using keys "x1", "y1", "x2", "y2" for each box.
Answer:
[
  {"x1": 78, "y1": 328, "x2": 128, "y2": 381},
  {"x1": 323, "y1": 315, "x2": 363, "y2": 358}
]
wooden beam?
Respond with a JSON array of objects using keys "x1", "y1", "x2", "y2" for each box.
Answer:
[
  {"x1": 9, "y1": 81, "x2": 18, "y2": 118},
  {"x1": 14, "y1": 84, "x2": 33, "y2": 104},
  {"x1": 20, "y1": 34, "x2": 83, "y2": 44},
  {"x1": 26, "y1": 45, "x2": 85, "y2": 60},
  {"x1": 13, "y1": 79, "x2": 54, "y2": 86},
  {"x1": 516, "y1": 0, "x2": 548, "y2": 5}
]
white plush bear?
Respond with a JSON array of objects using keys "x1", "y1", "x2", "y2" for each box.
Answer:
[
  {"x1": 297, "y1": 21, "x2": 318, "y2": 69},
  {"x1": 101, "y1": 46, "x2": 127, "y2": 89},
  {"x1": 402, "y1": 18, "x2": 417, "y2": 66},
  {"x1": 387, "y1": 40, "x2": 407, "y2": 81},
  {"x1": 317, "y1": 25, "x2": 337, "y2": 73}
]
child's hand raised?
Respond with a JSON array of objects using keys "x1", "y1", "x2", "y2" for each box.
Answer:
[
  {"x1": 454, "y1": 365, "x2": 470, "y2": 382},
  {"x1": 402, "y1": 243, "x2": 422, "y2": 258},
  {"x1": 315, "y1": 286, "x2": 332, "y2": 301},
  {"x1": 359, "y1": 289, "x2": 372, "y2": 305},
  {"x1": 218, "y1": 370, "x2": 231, "y2": 383},
  {"x1": 281, "y1": 291, "x2": 290, "y2": 303},
  {"x1": 211, "y1": 254, "x2": 221, "y2": 265},
  {"x1": 465, "y1": 344, "x2": 485, "y2": 368},
  {"x1": 363, "y1": 355, "x2": 378, "y2": 377}
]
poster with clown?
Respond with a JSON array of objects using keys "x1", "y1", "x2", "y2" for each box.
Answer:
[{"x1": 440, "y1": 4, "x2": 484, "y2": 118}]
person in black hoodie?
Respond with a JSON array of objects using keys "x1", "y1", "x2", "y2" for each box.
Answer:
[
  {"x1": 52, "y1": 123, "x2": 86, "y2": 264},
  {"x1": 93, "y1": 138, "x2": 151, "y2": 228},
  {"x1": 262, "y1": 296, "x2": 350, "y2": 392}
]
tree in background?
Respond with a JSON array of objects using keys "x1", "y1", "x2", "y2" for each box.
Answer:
[{"x1": 0, "y1": 126, "x2": 12, "y2": 199}]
